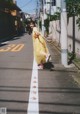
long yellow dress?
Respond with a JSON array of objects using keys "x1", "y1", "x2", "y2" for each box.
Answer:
[{"x1": 32, "y1": 27, "x2": 49, "y2": 65}]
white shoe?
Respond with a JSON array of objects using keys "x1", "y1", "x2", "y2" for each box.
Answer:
[{"x1": 37, "y1": 64, "x2": 43, "y2": 69}]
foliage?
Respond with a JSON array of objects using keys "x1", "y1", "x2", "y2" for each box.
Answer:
[
  {"x1": 6, "y1": 0, "x2": 13, "y2": 4},
  {"x1": 47, "y1": 12, "x2": 60, "y2": 21},
  {"x1": 44, "y1": 11, "x2": 60, "y2": 34},
  {"x1": 76, "y1": 16, "x2": 80, "y2": 29},
  {"x1": 44, "y1": 18, "x2": 49, "y2": 34},
  {"x1": 0, "y1": 0, "x2": 13, "y2": 4},
  {"x1": 66, "y1": 0, "x2": 80, "y2": 29},
  {"x1": 24, "y1": 19, "x2": 30, "y2": 25}
]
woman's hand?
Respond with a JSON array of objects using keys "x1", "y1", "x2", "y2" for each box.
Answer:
[{"x1": 34, "y1": 32, "x2": 40, "y2": 38}]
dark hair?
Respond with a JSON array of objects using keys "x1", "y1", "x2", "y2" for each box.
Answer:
[{"x1": 30, "y1": 21, "x2": 36, "y2": 26}]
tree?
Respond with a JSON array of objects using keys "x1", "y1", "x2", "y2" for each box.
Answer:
[
  {"x1": 66, "y1": 0, "x2": 80, "y2": 29},
  {"x1": 0, "y1": 0, "x2": 13, "y2": 3},
  {"x1": 5, "y1": 0, "x2": 13, "y2": 4}
]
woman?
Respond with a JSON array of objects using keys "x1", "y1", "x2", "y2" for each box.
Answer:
[{"x1": 30, "y1": 21, "x2": 51, "y2": 69}]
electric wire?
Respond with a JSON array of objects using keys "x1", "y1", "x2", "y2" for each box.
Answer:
[{"x1": 20, "y1": 0, "x2": 32, "y2": 8}]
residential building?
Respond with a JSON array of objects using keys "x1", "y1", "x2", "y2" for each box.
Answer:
[
  {"x1": 0, "y1": 0, "x2": 21, "y2": 39},
  {"x1": 39, "y1": 0, "x2": 80, "y2": 59}
]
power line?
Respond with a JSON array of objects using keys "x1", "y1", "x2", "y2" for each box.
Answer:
[
  {"x1": 25, "y1": 8, "x2": 36, "y2": 11},
  {"x1": 20, "y1": 0, "x2": 32, "y2": 8}
]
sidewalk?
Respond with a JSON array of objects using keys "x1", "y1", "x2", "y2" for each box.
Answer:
[
  {"x1": 45, "y1": 37, "x2": 80, "y2": 87},
  {"x1": 50, "y1": 40, "x2": 80, "y2": 70},
  {"x1": 44, "y1": 33, "x2": 80, "y2": 70}
]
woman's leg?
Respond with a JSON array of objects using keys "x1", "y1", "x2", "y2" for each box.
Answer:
[{"x1": 40, "y1": 51, "x2": 51, "y2": 62}]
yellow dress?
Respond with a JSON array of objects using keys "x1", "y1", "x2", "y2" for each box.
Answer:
[{"x1": 32, "y1": 27, "x2": 49, "y2": 65}]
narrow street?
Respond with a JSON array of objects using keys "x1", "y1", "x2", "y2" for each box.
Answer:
[
  {"x1": 0, "y1": 33, "x2": 80, "y2": 114},
  {"x1": 0, "y1": 34, "x2": 33, "y2": 114}
]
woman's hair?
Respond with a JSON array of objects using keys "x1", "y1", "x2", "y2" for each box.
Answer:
[{"x1": 30, "y1": 21, "x2": 36, "y2": 27}]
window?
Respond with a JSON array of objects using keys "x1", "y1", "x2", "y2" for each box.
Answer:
[
  {"x1": 52, "y1": 0, "x2": 56, "y2": 6},
  {"x1": 44, "y1": 0, "x2": 46, "y2": 4}
]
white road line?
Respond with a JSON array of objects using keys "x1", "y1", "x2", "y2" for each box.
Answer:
[
  {"x1": 1, "y1": 41, "x2": 9, "y2": 44},
  {"x1": 27, "y1": 58, "x2": 39, "y2": 114}
]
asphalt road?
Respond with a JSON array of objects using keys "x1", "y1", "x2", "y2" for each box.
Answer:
[{"x1": 0, "y1": 33, "x2": 80, "y2": 114}]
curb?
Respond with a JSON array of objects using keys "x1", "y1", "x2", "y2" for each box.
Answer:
[
  {"x1": 46, "y1": 39, "x2": 80, "y2": 70},
  {"x1": 73, "y1": 61, "x2": 80, "y2": 70}
]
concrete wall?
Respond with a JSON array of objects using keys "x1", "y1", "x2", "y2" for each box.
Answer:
[{"x1": 49, "y1": 16, "x2": 80, "y2": 58}]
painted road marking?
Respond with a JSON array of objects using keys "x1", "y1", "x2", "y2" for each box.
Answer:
[
  {"x1": 0, "y1": 107, "x2": 7, "y2": 114},
  {"x1": 1, "y1": 41, "x2": 9, "y2": 44},
  {"x1": 0, "y1": 44, "x2": 24, "y2": 52},
  {"x1": 27, "y1": 58, "x2": 39, "y2": 114},
  {"x1": 11, "y1": 44, "x2": 24, "y2": 52}
]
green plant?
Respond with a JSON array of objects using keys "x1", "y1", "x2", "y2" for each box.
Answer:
[
  {"x1": 66, "y1": 0, "x2": 80, "y2": 29},
  {"x1": 44, "y1": 18, "x2": 49, "y2": 34},
  {"x1": 44, "y1": 11, "x2": 60, "y2": 34}
]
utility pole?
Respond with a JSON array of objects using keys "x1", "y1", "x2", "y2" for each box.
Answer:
[
  {"x1": 42, "y1": 0, "x2": 44, "y2": 36},
  {"x1": 36, "y1": 0, "x2": 39, "y2": 30},
  {"x1": 61, "y1": 0, "x2": 68, "y2": 66},
  {"x1": 49, "y1": 0, "x2": 51, "y2": 26},
  {"x1": 36, "y1": 0, "x2": 40, "y2": 30},
  {"x1": 72, "y1": 1, "x2": 75, "y2": 59}
]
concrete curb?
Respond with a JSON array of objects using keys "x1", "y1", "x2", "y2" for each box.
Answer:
[{"x1": 46, "y1": 39, "x2": 80, "y2": 70}]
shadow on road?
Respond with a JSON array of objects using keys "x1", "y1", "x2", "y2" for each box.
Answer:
[{"x1": 0, "y1": 33, "x2": 26, "y2": 47}]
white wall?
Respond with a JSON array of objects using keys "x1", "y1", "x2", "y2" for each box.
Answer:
[
  {"x1": 56, "y1": 0, "x2": 61, "y2": 8},
  {"x1": 46, "y1": 0, "x2": 50, "y2": 14},
  {"x1": 49, "y1": 16, "x2": 80, "y2": 58}
]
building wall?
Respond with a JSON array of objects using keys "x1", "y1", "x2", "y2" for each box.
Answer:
[
  {"x1": 11, "y1": 0, "x2": 17, "y2": 16},
  {"x1": 46, "y1": 0, "x2": 50, "y2": 14},
  {"x1": 0, "y1": 0, "x2": 22, "y2": 39},
  {"x1": 67, "y1": 17, "x2": 80, "y2": 58},
  {"x1": 56, "y1": 0, "x2": 61, "y2": 8},
  {"x1": 13, "y1": 0, "x2": 16, "y2": 4},
  {"x1": 11, "y1": 10, "x2": 17, "y2": 16},
  {"x1": 49, "y1": 16, "x2": 80, "y2": 58},
  {"x1": 0, "y1": 11, "x2": 15, "y2": 39}
]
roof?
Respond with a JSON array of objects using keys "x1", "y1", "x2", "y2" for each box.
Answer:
[{"x1": 0, "y1": 1, "x2": 21, "y2": 11}]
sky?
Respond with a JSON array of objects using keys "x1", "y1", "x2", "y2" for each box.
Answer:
[{"x1": 16, "y1": 0, "x2": 37, "y2": 14}]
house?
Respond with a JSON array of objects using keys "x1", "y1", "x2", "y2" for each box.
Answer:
[{"x1": 0, "y1": 0, "x2": 21, "y2": 39}]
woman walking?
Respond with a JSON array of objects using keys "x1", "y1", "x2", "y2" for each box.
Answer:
[{"x1": 30, "y1": 21, "x2": 51, "y2": 69}]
